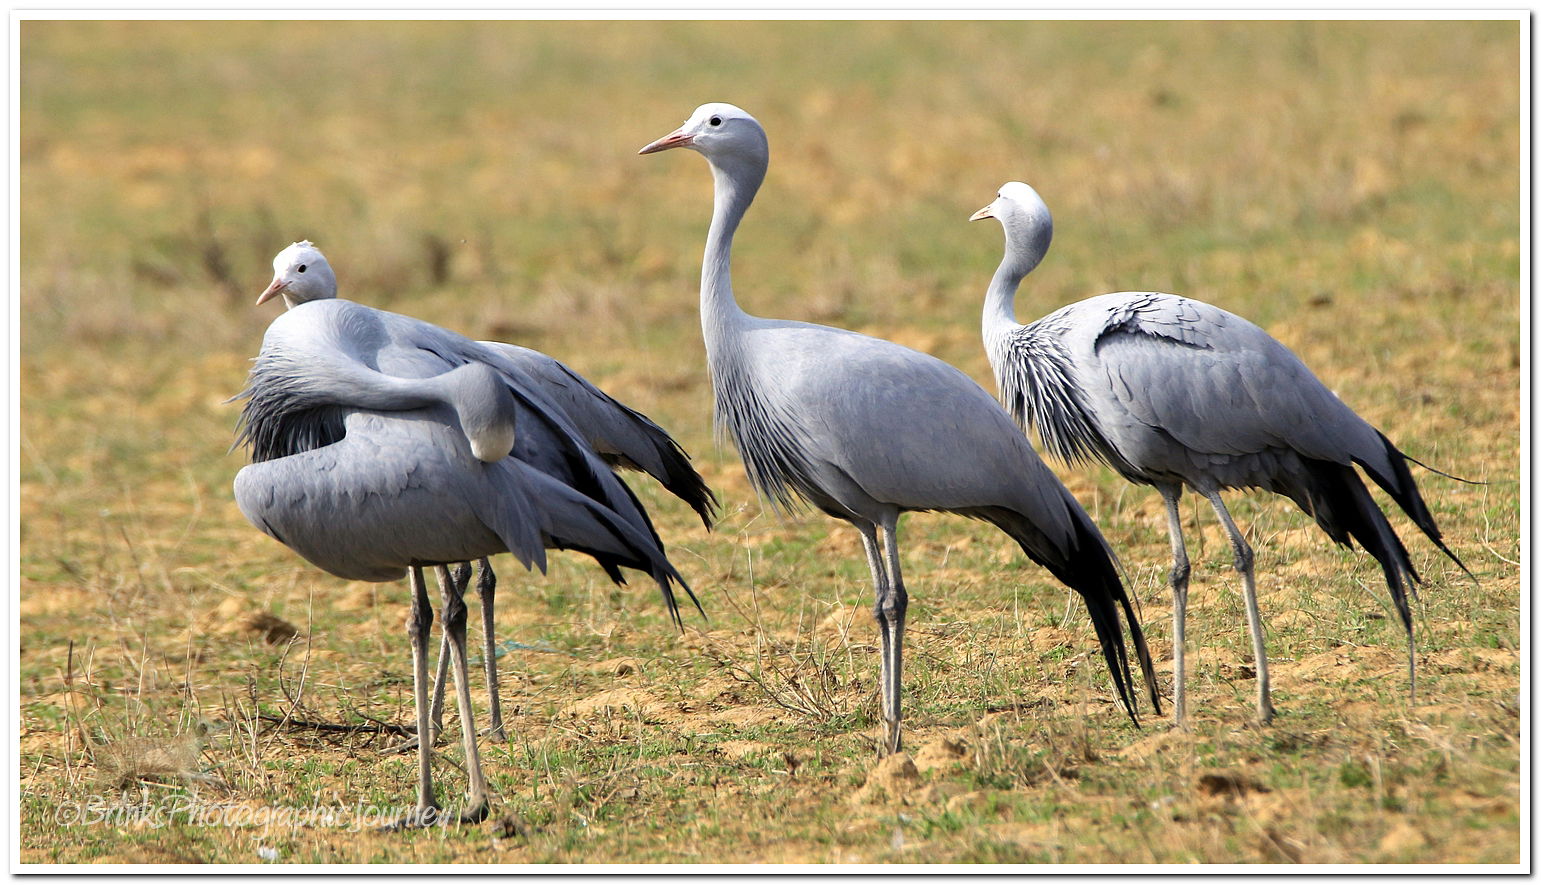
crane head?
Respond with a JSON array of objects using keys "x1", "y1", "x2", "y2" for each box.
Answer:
[
  {"x1": 970, "y1": 181, "x2": 1054, "y2": 262},
  {"x1": 971, "y1": 181, "x2": 1050, "y2": 224},
  {"x1": 639, "y1": 103, "x2": 768, "y2": 171},
  {"x1": 258, "y1": 240, "x2": 338, "y2": 309}
]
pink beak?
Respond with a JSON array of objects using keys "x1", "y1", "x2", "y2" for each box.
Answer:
[
  {"x1": 638, "y1": 127, "x2": 695, "y2": 155},
  {"x1": 255, "y1": 277, "x2": 288, "y2": 306}
]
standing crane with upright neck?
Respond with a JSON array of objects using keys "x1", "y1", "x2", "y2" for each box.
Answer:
[
  {"x1": 641, "y1": 103, "x2": 1158, "y2": 753},
  {"x1": 969, "y1": 180, "x2": 1469, "y2": 727}
]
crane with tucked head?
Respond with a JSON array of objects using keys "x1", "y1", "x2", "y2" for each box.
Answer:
[
  {"x1": 641, "y1": 103, "x2": 1159, "y2": 754},
  {"x1": 235, "y1": 253, "x2": 696, "y2": 827},
  {"x1": 256, "y1": 241, "x2": 714, "y2": 751},
  {"x1": 969, "y1": 180, "x2": 1470, "y2": 727}
]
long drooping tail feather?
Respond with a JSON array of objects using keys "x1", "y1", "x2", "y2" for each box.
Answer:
[
  {"x1": 1277, "y1": 450, "x2": 1450, "y2": 702},
  {"x1": 1358, "y1": 432, "x2": 1474, "y2": 583},
  {"x1": 548, "y1": 492, "x2": 697, "y2": 630},
  {"x1": 606, "y1": 470, "x2": 706, "y2": 625},
  {"x1": 967, "y1": 503, "x2": 1158, "y2": 724},
  {"x1": 535, "y1": 355, "x2": 719, "y2": 528},
  {"x1": 1282, "y1": 433, "x2": 1469, "y2": 643},
  {"x1": 1281, "y1": 459, "x2": 1420, "y2": 632},
  {"x1": 598, "y1": 403, "x2": 719, "y2": 529},
  {"x1": 648, "y1": 433, "x2": 718, "y2": 528}
]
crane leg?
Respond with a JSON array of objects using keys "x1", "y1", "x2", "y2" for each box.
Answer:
[
  {"x1": 382, "y1": 563, "x2": 470, "y2": 756},
  {"x1": 477, "y1": 558, "x2": 507, "y2": 744},
  {"x1": 1161, "y1": 487, "x2": 1191, "y2": 731},
  {"x1": 426, "y1": 565, "x2": 473, "y2": 735},
  {"x1": 857, "y1": 523, "x2": 899, "y2": 755},
  {"x1": 879, "y1": 514, "x2": 909, "y2": 756},
  {"x1": 1203, "y1": 491, "x2": 1274, "y2": 725},
  {"x1": 440, "y1": 559, "x2": 491, "y2": 823},
  {"x1": 384, "y1": 566, "x2": 439, "y2": 830},
  {"x1": 429, "y1": 635, "x2": 450, "y2": 735}
]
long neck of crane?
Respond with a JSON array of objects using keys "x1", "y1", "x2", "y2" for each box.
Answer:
[
  {"x1": 700, "y1": 156, "x2": 764, "y2": 349},
  {"x1": 982, "y1": 222, "x2": 1048, "y2": 345}
]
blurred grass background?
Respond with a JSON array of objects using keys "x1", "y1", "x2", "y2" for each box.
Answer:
[{"x1": 19, "y1": 20, "x2": 1519, "y2": 864}]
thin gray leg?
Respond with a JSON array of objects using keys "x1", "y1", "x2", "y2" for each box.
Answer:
[
  {"x1": 429, "y1": 633, "x2": 450, "y2": 734},
  {"x1": 1203, "y1": 490, "x2": 1274, "y2": 724},
  {"x1": 1160, "y1": 486, "x2": 1191, "y2": 730},
  {"x1": 383, "y1": 564, "x2": 468, "y2": 756},
  {"x1": 411, "y1": 562, "x2": 502, "y2": 751},
  {"x1": 383, "y1": 566, "x2": 438, "y2": 830},
  {"x1": 856, "y1": 522, "x2": 898, "y2": 755},
  {"x1": 427, "y1": 565, "x2": 472, "y2": 735},
  {"x1": 878, "y1": 513, "x2": 909, "y2": 756},
  {"x1": 477, "y1": 558, "x2": 506, "y2": 743},
  {"x1": 439, "y1": 558, "x2": 491, "y2": 823}
]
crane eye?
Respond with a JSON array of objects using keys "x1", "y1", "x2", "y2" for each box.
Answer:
[
  {"x1": 709, "y1": 116, "x2": 722, "y2": 126},
  {"x1": 297, "y1": 264, "x2": 308, "y2": 273}
]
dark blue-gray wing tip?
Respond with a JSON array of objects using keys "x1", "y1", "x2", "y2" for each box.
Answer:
[
  {"x1": 1379, "y1": 439, "x2": 1480, "y2": 585},
  {"x1": 690, "y1": 488, "x2": 720, "y2": 530},
  {"x1": 652, "y1": 561, "x2": 704, "y2": 634},
  {"x1": 658, "y1": 436, "x2": 719, "y2": 530}
]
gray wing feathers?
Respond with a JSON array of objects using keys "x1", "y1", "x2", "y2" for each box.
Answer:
[
  {"x1": 1088, "y1": 295, "x2": 1389, "y2": 478},
  {"x1": 1100, "y1": 292, "x2": 1214, "y2": 348},
  {"x1": 478, "y1": 344, "x2": 652, "y2": 461},
  {"x1": 737, "y1": 323, "x2": 1083, "y2": 555},
  {"x1": 233, "y1": 299, "x2": 689, "y2": 610},
  {"x1": 235, "y1": 412, "x2": 547, "y2": 582},
  {"x1": 480, "y1": 342, "x2": 717, "y2": 525}
]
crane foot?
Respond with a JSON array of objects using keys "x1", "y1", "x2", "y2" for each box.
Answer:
[{"x1": 455, "y1": 798, "x2": 491, "y2": 825}]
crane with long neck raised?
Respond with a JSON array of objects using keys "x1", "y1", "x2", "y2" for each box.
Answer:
[
  {"x1": 642, "y1": 104, "x2": 1158, "y2": 752},
  {"x1": 970, "y1": 180, "x2": 1470, "y2": 727}
]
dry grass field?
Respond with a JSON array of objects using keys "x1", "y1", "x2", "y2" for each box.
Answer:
[{"x1": 18, "y1": 20, "x2": 1521, "y2": 865}]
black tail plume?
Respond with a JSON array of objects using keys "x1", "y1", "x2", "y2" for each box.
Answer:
[
  {"x1": 1282, "y1": 458, "x2": 1420, "y2": 635},
  {"x1": 970, "y1": 504, "x2": 1155, "y2": 724},
  {"x1": 608, "y1": 473, "x2": 706, "y2": 625},
  {"x1": 1359, "y1": 432, "x2": 1475, "y2": 583},
  {"x1": 639, "y1": 421, "x2": 719, "y2": 529},
  {"x1": 553, "y1": 359, "x2": 719, "y2": 529},
  {"x1": 549, "y1": 492, "x2": 702, "y2": 630}
]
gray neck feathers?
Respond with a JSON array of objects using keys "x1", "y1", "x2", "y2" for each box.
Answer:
[
  {"x1": 979, "y1": 214, "x2": 1113, "y2": 469},
  {"x1": 982, "y1": 216, "x2": 1052, "y2": 345},
  {"x1": 701, "y1": 154, "x2": 765, "y2": 340},
  {"x1": 696, "y1": 140, "x2": 817, "y2": 511},
  {"x1": 701, "y1": 149, "x2": 769, "y2": 427}
]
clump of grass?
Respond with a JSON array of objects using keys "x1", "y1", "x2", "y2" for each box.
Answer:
[
  {"x1": 92, "y1": 733, "x2": 207, "y2": 791},
  {"x1": 699, "y1": 583, "x2": 867, "y2": 725}
]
